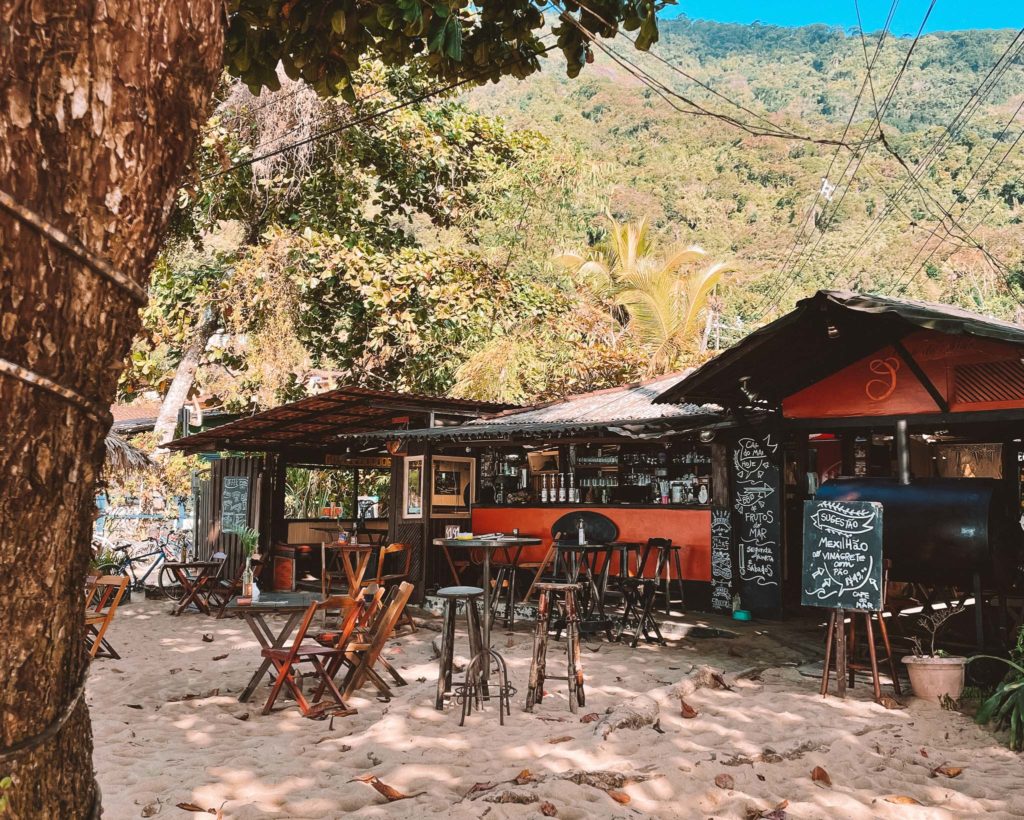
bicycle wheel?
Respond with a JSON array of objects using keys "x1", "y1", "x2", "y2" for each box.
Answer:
[
  {"x1": 157, "y1": 564, "x2": 187, "y2": 603},
  {"x1": 93, "y1": 561, "x2": 123, "y2": 577}
]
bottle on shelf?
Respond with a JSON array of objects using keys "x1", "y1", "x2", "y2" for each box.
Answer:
[
  {"x1": 540, "y1": 474, "x2": 549, "y2": 504},
  {"x1": 557, "y1": 472, "x2": 566, "y2": 503},
  {"x1": 577, "y1": 516, "x2": 586, "y2": 545}
]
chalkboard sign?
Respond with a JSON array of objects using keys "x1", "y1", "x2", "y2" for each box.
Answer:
[
  {"x1": 221, "y1": 476, "x2": 249, "y2": 533},
  {"x1": 801, "y1": 500, "x2": 884, "y2": 611},
  {"x1": 710, "y1": 506, "x2": 733, "y2": 613},
  {"x1": 732, "y1": 434, "x2": 782, "y2": 615}
]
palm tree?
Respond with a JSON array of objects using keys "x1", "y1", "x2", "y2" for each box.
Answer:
[{"x1": 555, "y1": 215, "x2": 734, "y2": 375}]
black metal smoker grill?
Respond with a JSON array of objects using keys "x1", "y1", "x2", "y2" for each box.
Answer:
[{"x1": 815, "y1": 474, "x2": 1020, "y2": 648}]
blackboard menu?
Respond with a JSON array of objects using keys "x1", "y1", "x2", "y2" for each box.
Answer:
[
  {"x1": 710, "y1": 506, "x2": 733, "y2": 613},
  {"x1": 801, "y1": 500, "x2": 883, "y2": 611},
  {"x1": 221, "y1": 476, "x2": 249, "y2": 533},
  {"x1": 732, "y1": 434, "x2": 782, "y2": 615}
]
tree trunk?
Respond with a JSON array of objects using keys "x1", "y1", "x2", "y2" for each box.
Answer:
[
  {"x1": 0, "y1": 3, "x2": 223, "y2": 817},
  {"x1": 152, "y1": 308, "x2": 219, "y2": 446}
]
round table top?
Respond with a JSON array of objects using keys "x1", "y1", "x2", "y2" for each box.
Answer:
[{"x1": 434, "y1": 536, "x2": 542, "y2": 548}]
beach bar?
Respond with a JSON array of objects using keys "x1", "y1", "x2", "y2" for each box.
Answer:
[{"x1": 656, "y1": 290, "x2": 1024, "y2": 644}]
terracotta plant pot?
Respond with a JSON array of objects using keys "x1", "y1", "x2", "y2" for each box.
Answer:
[{"x1": 902, "y1": 655, "x2": 967, "y2": 704}]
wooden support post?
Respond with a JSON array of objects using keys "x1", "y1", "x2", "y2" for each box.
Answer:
[{"x1": 835, "y1": 607, "x2": 847, "y2": 697}]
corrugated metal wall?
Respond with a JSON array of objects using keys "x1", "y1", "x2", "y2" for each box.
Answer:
[{"x1": 194, "y1": 457, "x2": 268, "y2": 579}]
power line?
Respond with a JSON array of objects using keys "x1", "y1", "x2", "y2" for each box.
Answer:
[
  {"x1": 886, "y1": 119, "x2": 1024, "y2": 296},
  {"x1": 778, "y1": 0, "x2": 931, "y2": 296},
  {"x1": 828, "y1": 26, "x2": 1024, "y2": 284},
  {"x1": 554, "y1": 2, "x2": 879, "y2": 149},
  {"x1": 202, "y1": 42, "x2": 556, "y2": 180},
  {"x1": 569, "y1": 0, "x2": 807, "y2": 141},
  {"x1": 749, "y1": 0, "x2": 904, "y2": 319}
]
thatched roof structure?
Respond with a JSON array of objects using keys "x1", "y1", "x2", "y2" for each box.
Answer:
[{"x1": 104, "y1": 432, "x2": 153, "y2": 476}]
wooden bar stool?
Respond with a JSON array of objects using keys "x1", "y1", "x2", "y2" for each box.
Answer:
[
  {"x1": 647, "y1": 538, "x2": 685, "y2": 615},
  {"x1": 525, "y1": 582, "x2": 584, "y2": 714},
  {"x1": 434, "y1": 586, "x2": 486, "y2": 710}
]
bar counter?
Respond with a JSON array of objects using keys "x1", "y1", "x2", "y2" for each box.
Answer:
[{"x1": 470, "y1": 503, "x2": 712, "y2": 581}]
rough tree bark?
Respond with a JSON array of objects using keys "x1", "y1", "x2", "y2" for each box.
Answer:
[
  {"x1": 0, "y1": 3, "x2": 223, "y2": 816},
  {"x1": 152, "y1": 308, "x2": 219, "y2": 446}
]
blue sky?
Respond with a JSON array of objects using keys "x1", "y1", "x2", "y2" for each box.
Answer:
[{"x1": 663, "y1": 1, "x2": 1021, "y2": 35}]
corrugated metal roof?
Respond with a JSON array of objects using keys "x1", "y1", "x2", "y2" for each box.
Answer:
[
  {"x1": 165, "y1": 386, "x2": 515, "y2": 453},
  {"x1": 470, "y1": 371, "x2": 706, "y2": 425},
  {"x1": 339, "y1": 373, "x2": 720, "y2": 443}
]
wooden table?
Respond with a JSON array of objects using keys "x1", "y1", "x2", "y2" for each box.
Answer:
[
  {"x1": 224, "y1": 592, "x2": 321, "y2": 702},
  {"x1": 321, "y1": 542, "x2": 377, "y2": 597},
  {"x1": 165, "y1": 561, "x2": 224, "y2": 616},
  {"x1": 434, "y1": 536, "x2": 541, "y2": 662}
]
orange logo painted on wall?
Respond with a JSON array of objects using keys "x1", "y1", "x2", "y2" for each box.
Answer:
[{"x1": 865, "y1": 357, "x2": 900, "y2": 401}]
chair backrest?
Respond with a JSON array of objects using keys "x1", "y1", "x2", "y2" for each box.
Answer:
[
  {"x1": 290, "y1": 595, "x2": 354, "y2": 650},
  {"x1": 354, "y1": 582, "x2": 413, "y2": 652},
  {"x1": 374, "y1": 543, "x2": 412, "y2": 583},
  {"x1": 89, "y1": 575, "x2": 129, "y2": 613},
  {"x1": 640, "y1": 538, "x2": 673, "y2": 579}
]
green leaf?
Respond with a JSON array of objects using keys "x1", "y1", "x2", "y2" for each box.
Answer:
[
  {"x1": 331, "y1": 9, "x2": 346, "y2": 34},
  {"x1": 636, "y1": 12, "x2": 658, "y2": 51},
  {"x1": 444, "y1": 18, "x2": 463, "y2": 62}
]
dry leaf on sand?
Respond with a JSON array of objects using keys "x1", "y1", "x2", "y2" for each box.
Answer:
[
  {"x1": 351, "y1": 774, "x2": 425, "y2": 802},
  {"x1": 463, "y1": 782, "x2": 495, "y2": 799},
  {"x1": 175, "y1": 803, "x2": 216, "y2": 814},
  {"x1": 548, "y1": 735, "x2": 573, "y2": 744},
  {"x1": 715, "y1": 773, "x2": 735, "y2": 790},
  {"x1": 679, "y1": 698, "x2": 698, "y2": 719},
  {"x1": 580, "y1": 712, "x2": 600, "y2": 723},
  {"x1": 885, "y1": 795, "x2": 922, "y2": 805},
  {"x1": 931, "y1": 765, "x2": 963, "y2": 779},
  {"x1": 514, "y1": 769, "x2": 535, "y2": 785},
  {"x1": 540, "y1": 801, "x2": 558, "y2": 816},
  {"x1": 606, "y1": 790, "x2": 630, "y2": 804},
  {"x1": 810, "y1": 766, "x2": 832, "y2": 787}
]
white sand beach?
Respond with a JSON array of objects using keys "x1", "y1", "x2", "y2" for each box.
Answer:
[{"x1": 89, "y1": 601, "x2": 1024, "y2": 819}]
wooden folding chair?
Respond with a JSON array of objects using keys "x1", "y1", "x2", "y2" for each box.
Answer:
[
  {"x1": 209, "y1": 558, "x2": 263, "y2": 618},
  {"x1": 339, "y1": 582, "x2": 414, "y2": 700},
  {"x1": 373, "y1": 543, "x2": 416, "y2": 633},
  {"x1": 260, "y1": 595, "x2": 359, "y2": 718},
  {"x1": 85, "y1": 575, "x2": 129, "y2": 659}
]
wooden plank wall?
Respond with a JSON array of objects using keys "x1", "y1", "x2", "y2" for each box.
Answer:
[{"x1": 194, "y1": 456, "x2": 266, "y2": 579}]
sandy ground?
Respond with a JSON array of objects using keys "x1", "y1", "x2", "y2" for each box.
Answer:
[{"x1": 88, "y1": 599, "x2": 1024, "y2": 819}]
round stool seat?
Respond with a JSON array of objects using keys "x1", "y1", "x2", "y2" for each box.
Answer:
[
  {"x1": 436, "y1": 585, "x2": 484, "y2": 599},
  {"x1": 534, "y1": 582, "x2": 581, "y2": 592}
]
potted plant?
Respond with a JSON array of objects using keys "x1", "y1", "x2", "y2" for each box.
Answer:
[
  {"x1": 902, "y1": 604, "x2": 967, "y2": 704},
  {"x1": 232, "y1": 526, "x2": 261, "y2": 602}
]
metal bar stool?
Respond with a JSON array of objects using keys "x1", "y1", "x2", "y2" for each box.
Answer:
[
  {"x1": 525, "y1": 582, "x2": 584, "y2": 714},
  {"x1": 434, "y1": 586, "x2": 486, "y2": 710},
  {"x1": 489, "y1": 541, "x2": 527, "y2": 630}
]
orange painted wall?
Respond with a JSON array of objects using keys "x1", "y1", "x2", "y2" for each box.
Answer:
[
  {"x1": 470, "y1": 506, "x2": 712, "y2": 581},
  {"x1": 783, "y1": 329, "x2": 1024, "y2": 418}
]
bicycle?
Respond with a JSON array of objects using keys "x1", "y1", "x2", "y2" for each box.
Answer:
[{"x1": 93, "y1": 529, "x2": 196, "y2": 603}]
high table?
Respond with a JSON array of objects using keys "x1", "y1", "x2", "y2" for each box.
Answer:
[
  {"x1": 434, "y1": 536, "x2": 541, "y2": 664},
  {"x1": 321, "y1": 542, "x2": 377, "y2": 598},
  {"x1": 224, "y1": 591, "x2": 321, "y2": 702}
]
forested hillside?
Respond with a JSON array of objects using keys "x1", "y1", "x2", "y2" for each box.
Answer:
[
  {"x1": 467, "y1": 17, "x2": 1024, "y2": 340},
  {"x1": 124, "y1": 19, "x2": 1024, "y2": 413}
]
